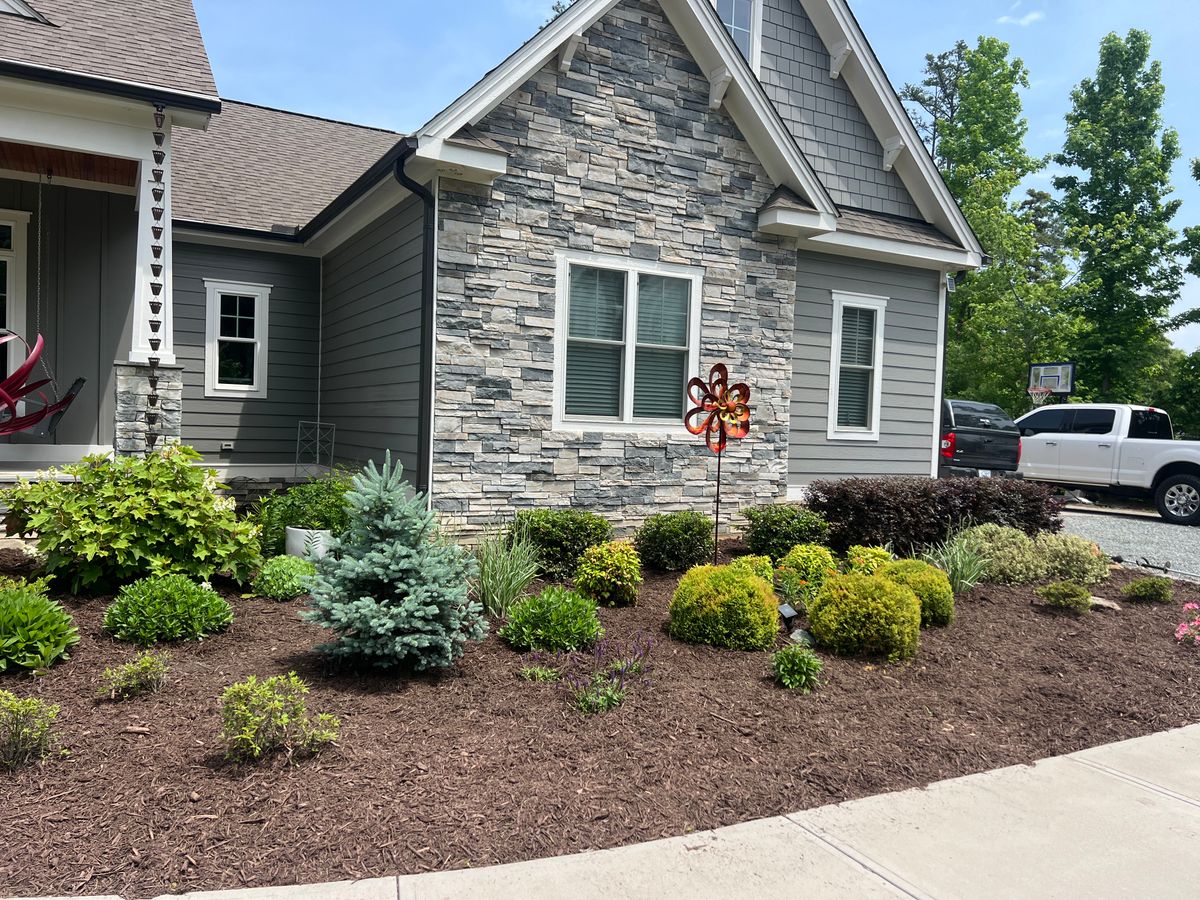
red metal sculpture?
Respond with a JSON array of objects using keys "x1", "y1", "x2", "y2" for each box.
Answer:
[
  {"x1": 0, "y1": 333, "x2": 86, "y2": 436},
  {"x1": 685, "y1": 363, "x2": 752, "y2": 563}
]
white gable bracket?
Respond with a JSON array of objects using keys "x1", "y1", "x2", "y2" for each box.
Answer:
[
  {"x1": 707, "y1": 65, "x2": 732, "y2": 111},
  {"x1": 558, "y1": 31, "x2": 583, "y2": 72},
  {"x1": 881, "y1": 135, "x2": 905, "y2": 172},
  {"x1": 828, "y1": 41, "x2": 852, "y2": 79}
]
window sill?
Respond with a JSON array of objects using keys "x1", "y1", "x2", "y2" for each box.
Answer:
[
  {"x1": 205, "y1": 386, "x2": 268, "y2": 401},
  {"x1": 826, "y1": 429, "x2": 880, "y2": 443},
  {"x1": 552, "y1": 417, "x2": 690, "y2": 437}
]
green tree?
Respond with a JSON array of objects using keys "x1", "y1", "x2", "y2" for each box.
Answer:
[{"x1": 1160, "y1": 348, "x2": 1200, "y2": 438}]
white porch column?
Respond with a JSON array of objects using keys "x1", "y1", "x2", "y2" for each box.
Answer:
[{"x1": 128, "y1": 115, "x2": 174, "y2": 365}]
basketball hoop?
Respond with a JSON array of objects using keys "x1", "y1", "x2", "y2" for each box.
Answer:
[{"x1": 1027, "y1": 386, "x2": 1054, "y2": 408}]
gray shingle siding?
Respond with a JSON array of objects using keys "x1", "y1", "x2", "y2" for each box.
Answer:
[
  {"x1": 759, "y1": 0, "x2": 921, "y2": 218},
  {"x1": 320, "y1": 194, "x2": 425, "y2": 483},
  {"x1": 789, "y1": 251, "x2": 940, "y2": 482},
  {"x1": 174, "y1": 242, "x2": 320, "y2": 461}
]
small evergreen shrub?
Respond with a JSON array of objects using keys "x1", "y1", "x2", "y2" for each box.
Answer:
[
  {"x1": 103, "y1": 575, "x2": 233, "y2": 645},
  {"x1": 0, "y1": 578, "x2": 79, "y2": 672},
  {"x1": 772, "y1": 645, "x2": 823, "y2": 692},
  {"x1": 882, "y1": 559, "x2": 955, "y2": 628},
  {"x1": 729, "y1": 554, "x2": 774, "y2": 582},
  {"x1": 98, "y1": 650, "x2": 170, "y2": 701},
  {"x1": 510, "y1": 508, "x2": 612, "y2": 581},
  {"x1": 253, "y1": 471, "x2": 353, "y2": 556},
  {"x1": 3, "y1": 445, "x2": 261, "y2": 591},
  {"x1": 0, "y1": 690, "x2": 59, "y2": 770},
  {"x1": 742, "y1": 505, "x2": 830, "y2": 563},
  {"x1": 575, "y1": 541, "x2": 642, "y2": 607},
  {"x1": 1036, "y1": 581, "x2": 1093, "y2": 614},
  {"x1": 808, "y1": 574, "x2": 921, "y2": 661},
  {"x1": 775, "y1": 544, "x2": 838, "y2": 610},
  {"x1": 959, "y1": 524, "x2": 1049, "y2": 585},
  {"x1": 635, "y1": 510, "x2": 714, "y2": 571},
  {"x1": 922, "y1": 532, "x2": 989, "y2": 595},
  {"x1": 500, "y1": 587, "x2": 603, "y2": 651},
  {"x1": 472, "y1": 526, "x2": 540, "y2": 618},
  {"x1": 843, "y1": 545, "x2": 894, "y2": 575},
  {"x1": 251, "y1": 555, "x2": 317, "y2": 600},
  {"x1": 667, "y1": 565, "x2": 778, "y2": 651},
  {"x1": 1034, "y1": 533, "x2": 1110, "y2": 585},
  {"x1": 1123, "y1": 576, "x2": 1174, "y2": 603},
  {"x1": 306, "y1": 454, "x2": 485, "y2": 670},
  {"x1": 219, "y1": 672, "x2": 339, "y2": 761}
]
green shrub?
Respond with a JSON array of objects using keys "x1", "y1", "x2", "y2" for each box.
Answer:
[
  {"x1": 570, "y1": 673, "x2": 627, "y2": 714},
  {"x1": 742, "y1": 505, "x2": 830, "y2": 563},
  {"x1": 510, "y1": 508, "x2": 612, "y2": 581},
  {"x1": 843, "y1": 545, "x2": 894, "y2": 575},
  {"x1": 667, "y1": 565, "x2": 779, "y2": 651},
  {"x1": 1036, "y1": 581, "x2": 1092, "y2": 614},
  {"x1": 635, "y1": 510, "x2": 714, "y2": 571},
  {"x1": 305, "y1": 454, "x2": 485, "y2": 670},
  {"x1": 472, "y1": 526, "x2": 540, "y2": 618},
  {"x1": 103, "y1": 575, "x2": 233, "y2": 645},
  {"x1": 219, "y1": 672, "x2": 339, "y2": 762},
  {"x1": 251, "y1": 555, "x2": 317, "y2": 600},
  {"x1": 882, "y1": 559, "x2": 955, "y2": 628},
  {"x1": 575, "y1": 541, "x2": 642, "y2": 607},
  {"x1": 0, "y1": 690, "x2": 58, "y2": 770},
  {"x1": 772, "y1": 645, "x2": 823, "y2": 692},
  {"x1": 3, "y1": 446, "x2": 261, "y2": 591},
  {"x1": 959, "y1": 524, "x2": 1049, "y2": 585},
  {"x1": 922, "y1": 532, "x2": 989, "y2": 595},
  {"x1": 98, "y1": 650, "x2": 170, "y2": 701},
  {"x1": 253, "y1": 471, "x2": 353, "y2": 557},
  {"x1": 1123, "y1": 576, "x2": 1174, "y2": 603},
  {"x1": 808, "y1": 574, "x2": 921, "y2": 661},
  {"x1": 500, "y1": 587, "x2": 603, "y2": 652},
  {"x1": 729, "y1": 554, "x2": 774, "y2": 582},
  {"x1": 775, "y1": 544, "x2": 837, "y2": 609},
  {"x1": 0, "y1": 579, "x2": 79, "y2": 672},
  {"x1": 1034, "y1": 533, "x2": 1110, "y2": 585}
]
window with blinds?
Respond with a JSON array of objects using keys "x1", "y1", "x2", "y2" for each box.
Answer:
[{"x1": 828, "y1": 294, "x2": 886, "y2": 439}]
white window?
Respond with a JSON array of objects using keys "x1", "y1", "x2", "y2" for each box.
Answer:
[
  {"x1": 0, "y1": 210, "x2": 30, "y2": 378},
  {"x1": 204, "y1": 279, "x2": 271, "y2": 399},
  {"x1": 827, "y1": 292, "x2": 887, "y2": 442},
  {"x1": 713, "y1": 0, "x2": 762, "y2": 71},
  {"x1": 553, "y1": 252, "x2": 702, "y2": 433}
]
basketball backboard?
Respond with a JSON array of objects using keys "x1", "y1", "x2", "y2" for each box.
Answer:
[{"x1": 1027, "y1": 362, "x2": 1075, "y2": 395}]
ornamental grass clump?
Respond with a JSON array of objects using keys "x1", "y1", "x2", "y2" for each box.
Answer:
[
  {"x1": 0, "y1": 577, "x2": 79, "y2": 672},
  {"x1": 251, "y1": 555, "x2": 317, "y2": 600},
  {"x1": 219, "y1": 672, "x2": 339, "y2": 762},
  {"x1": 500, "y1": 587, "x2": 603, "y2": 652},
  {"x1": 0, "y1": 690, "x2": 58, "y2": 770},
  {"x1": 1036, "y1": 581, "x2": 1093, "y2": 614},
  {"x1": 882, "y1": 559, "x2": 955, "y2": 628},
  {"x1": 922, "y1": 532, "x2": 989, "y2": 595},
  {"x1": 305, "y1": 454, "x2": 485, "y2": 671},
  {"x1": 807, "y1": 574, "x2": 920, "y2": 661},
  {"x1": 510, "y1": 508, "x2": 612, "y2": 581},
  {"x1": 98, "y1": 650, "x2": 170, "y2": 701},
  {"x1": 742, "y1": 504, "x2": 830, "y2": 563},
  {"x1": 1124, "y1": 576, "x2": 1174, "y2": 603},
  {"x1": 103, "y1": 575, "x2": 233, "y2": 645},
  {"x1": 1034, "y1": 533, "x2": 1110, "y2": 585},
  {"x1": 775, "y1": 544, "x2": 838, "y2": 610},
  {"x1": 472, "y1": 526, "x2": 540, "y2": 618},
  {"x1": 667, "y1": 564, "x2": 778, "y2": 651},
  {"x1": 772, "y1": 645, "x2": 823, "y2": 692},
  {"x1": 959, "y1": 524, "x2": 1049, "y2": 585},
  {"x1": 575, "y1": 541, "x2": 642, "y2": 607},
  {"x1": 634, "y1": 510, "x2": 714, "y2": 571}
]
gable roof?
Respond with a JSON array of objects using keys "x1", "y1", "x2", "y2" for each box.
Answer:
[{"x1": 0, "y1": 0, "x2": 219, "y2": 109}]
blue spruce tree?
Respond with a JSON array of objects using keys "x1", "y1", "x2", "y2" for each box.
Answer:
[{"x1": 304, "y1": 453, "x2": 485, "y2": 669}]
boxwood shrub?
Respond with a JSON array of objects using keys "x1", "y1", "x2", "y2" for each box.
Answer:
[
  {"x1": 882, "y1": 559, "x2": 954, "y2": 628},
  {"x1": 742, "y1": 504, "x2": 830, "y2": 563},
  {"x1": 575, "y1": 541, "x2": 642, "y2": 607},
  {"x1": 634, "y1": 510, "x2": 714, "y2": 571},
  {"x1": 1123, "y1": 576, "x2": 1173, "y2": 603},
  {"x1": 667, "y1": 564, "x2": 778, "y2": 650},
  {"x1": 808, "y1": 574, "x2": 921, "y2": 661},
  {"x1": 510, "y1": 508, "x2": 612, "y2": 582}
]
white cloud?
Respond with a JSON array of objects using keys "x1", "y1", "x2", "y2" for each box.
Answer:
[{"x1": 997, "y1": 11, "x2": 1045, "y2": 27}]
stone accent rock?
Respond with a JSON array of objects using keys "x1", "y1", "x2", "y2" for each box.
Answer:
[
  {"x1": 433, "y1": 0, "x2": 797, "y2": 531},
  {"x1": 113, "y1": 362, "x2": 183, "y2": 456}
]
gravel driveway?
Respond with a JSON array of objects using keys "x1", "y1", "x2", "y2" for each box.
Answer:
[{"x1": 1062, "y1": 512, "x2": 1200, "y2": 581}]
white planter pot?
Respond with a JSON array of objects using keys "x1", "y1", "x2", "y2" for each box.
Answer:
[{"x1": 285, "y1": 527, "x2": 332, "y2": 559}]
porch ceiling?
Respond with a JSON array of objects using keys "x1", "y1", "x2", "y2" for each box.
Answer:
[{"x1": 0, "y1": 140, "x2": 138, "y2": 188}]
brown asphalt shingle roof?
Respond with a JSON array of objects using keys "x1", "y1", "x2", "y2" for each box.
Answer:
[
  {"x1": 0, "y1": 0, "x2": 217, "y2": 99},
  {"x1": 171, "y1": 100, "x2": 403, "y2": 233},
  {"x1": 837, "y1": 207, "x2": 963, "y2": 251}
]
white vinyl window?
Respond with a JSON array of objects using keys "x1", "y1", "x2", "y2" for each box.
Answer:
[
  {"x1": 713, "y1": 0, "x2": 762, "y2": 71},
  {"x1": 204, "y1": 279, "x2": 270, "y2": 398},
  {"x1": 827, "y1": 292, "x2": 887, "y2": 441},
  {"x1": 0, "y1": 210, "x2": 30, "y2": 378},
  {"x1": 553, "y1": 252, "x2": 702, "y2": 433}
]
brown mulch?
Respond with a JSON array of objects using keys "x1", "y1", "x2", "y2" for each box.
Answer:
[{"x1": 2, "y1": 562, "x2": 1198, "y2": 898}]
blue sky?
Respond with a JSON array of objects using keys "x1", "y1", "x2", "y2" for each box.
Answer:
[{"x1": 193, "y1": 0, "x2": 1200, "y2": 351}]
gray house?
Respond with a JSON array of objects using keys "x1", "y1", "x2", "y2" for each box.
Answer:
[{"x1": 0, "y1": 0, "x2": 981, "y2": 526}]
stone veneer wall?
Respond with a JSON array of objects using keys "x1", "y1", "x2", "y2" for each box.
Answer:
[
  {"x1": 433, "y1": 0, "x2": 798, "y2": 529},
  {"x1": 113, "y1": 362, "x2": 183, "y2": 456}
]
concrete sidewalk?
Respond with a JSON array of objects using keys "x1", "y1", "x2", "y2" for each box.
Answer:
[{"x1": 24, "y1": 725, "x2": 1200, "y2": 900}]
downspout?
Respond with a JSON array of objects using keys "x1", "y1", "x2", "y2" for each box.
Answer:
[{"x1": 394, "y1": 138, "x2": 436, "y2": 495}]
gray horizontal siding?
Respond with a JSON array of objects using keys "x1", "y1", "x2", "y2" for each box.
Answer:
[
  {"x1": 320, "y1": 194, "x2": 424, "y2": 484},
  {"x1": 174, "y1": 243, "x2": 320, "y2": 462},
  {"x1": 789, "y1": 251, "x2": 942, "y2": 483}
]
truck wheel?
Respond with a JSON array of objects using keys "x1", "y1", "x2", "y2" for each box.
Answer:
[{"x1": 1155, "y1": 475, "x2": 1200, "y2": 525}]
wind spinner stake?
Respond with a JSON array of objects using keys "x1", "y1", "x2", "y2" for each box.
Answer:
[{"x1": 684, "y1": 363, "x2": 752, "y2": 564}]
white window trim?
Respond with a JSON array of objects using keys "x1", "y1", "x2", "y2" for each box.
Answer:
[
  {"x1": 710, "y1": 0, "x2": 764, "y2": 74},
  {"x1": 552, "y1": 250, "x2": 703, "y2": 435},
  {"x1": 827, "y1": 291, "x2": 887, "y2": 442},
  {"x1": 0, "y1": 209, "x2": 30, "y2": 377},
  {"x1": 204, "y1": 279, "x2": 271, "y2": 399}
]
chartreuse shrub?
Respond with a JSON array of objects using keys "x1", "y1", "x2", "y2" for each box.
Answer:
[
  {"x1": 959, "y1": 524, "x2": 1049, "y2": 585},
  {"x1": 103, "y1": 575, "x2": 232, "y2": 645},
  {"x1": 729, "y1": 554, "x2": 774, "y2": 582},
  {"x1": 306, "y1": 454, "x2": 485, "y2": 670},
  {"x1": 0, "y1": 577, "x2": 79, "y2": 672},
  {"x1": 772, "y1": 645, "x2": 823, "y2": 692},
  {"x1": 500, "y1": 587, "x2": 603, "y2": 652},
  {"x1": 251, "y1": 555, "x2": 316, "y2": 600},
  {"x1": 253, "y1": 470, "x2": 353, "y2": 556},
  {"x1": 98, "y1": 650, "x2": 170, "y2": 701},
  {"x1": 635, "y1": 510, "x2": 714, "y2": 572},
  {"x1": 219, "y1": 672, "x2": 339, "y2": 762},
  {"x1": 1036, "y1": 581, "x2": 1092, "y2": 614},
  {"x1": 1, "y1": 690, "x2": 59, "y2": 770},
  {"x1": 775, "y1": 544, "x2": 837, "y2": 610},
  {"x1": 1123, "y1": 576, "x2": 1174, "y2": 603},
  {"x1": 575, "y1": 541, "x2": 642, "y2": 607},
  {"x1": 472, "y1": 526, "x2": 540, "y2": 618},
  {"x1": 882, "y1": 559, "x2": 954, "y2": 628},
  {"x1": 3, "y1": 446, "x2": 261, "y2": 591},
  {"x1": 808, "y1": 574, "x2": 921, "y2": 661},
  {"x1": 1034, "y1": 533, "x2": 1110, "y2": 585},
  {"x1": 843, "y1": 545, "x2": 893, "y2": 575},
  {"x1": 742, "y1": 505, "x2": 830, "y2": 563},
  {"x1": 922, "y1": 532, "x2": 989, "y2": 595},
  {"x1": 510, "y1": 508, "x2": 612, "y2": 581},
  {"x1": 667, "y1": 565, "x2": 778, "y2": 651}
]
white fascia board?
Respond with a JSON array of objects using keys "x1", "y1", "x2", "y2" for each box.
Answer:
[
  {"x1": 801, "y1": 229, "x2": 982, "y2": 272},
  {"x1": 173, "y1": 228, "x2": 321, "y2": 258},
  {"x1": 415, "y1": 138, "x2": 508, "y2": 183},
  {"x1": 758, "y1": 207, "x2": 837, "y2": 237}
]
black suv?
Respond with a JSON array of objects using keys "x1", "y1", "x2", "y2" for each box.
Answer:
[{"x1": 939, "y1": 399, "x2": 1021, "y2": 478}]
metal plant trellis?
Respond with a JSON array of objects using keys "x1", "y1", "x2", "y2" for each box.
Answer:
[{"x1": 685, "y1": 363, "x2": 751, "y2": 563}]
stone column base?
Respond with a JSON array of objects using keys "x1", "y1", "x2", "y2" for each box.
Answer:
[{"x1": 114, "y1": 361, "x2": 184, "y2": 456}]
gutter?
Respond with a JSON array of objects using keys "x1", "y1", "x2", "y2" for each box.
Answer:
[
  {"x1": 393, "y1": 138, "x2": 436, "y2": 495},
  {"x1": 0, "y1": 59, "x2": 222, "y2": 114}
]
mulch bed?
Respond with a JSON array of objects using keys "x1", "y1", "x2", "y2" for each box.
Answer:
[{"x1": 2, "y1": 558, "x2": 1199, "y2": 898}]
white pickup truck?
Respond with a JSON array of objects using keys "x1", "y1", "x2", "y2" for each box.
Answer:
[{"x1": 1015, "y1": 404, "x2": 1200, "y2": 525}]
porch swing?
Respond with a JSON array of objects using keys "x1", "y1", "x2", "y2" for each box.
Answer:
[{"x1": 0, "y1": 171, "x2": 86, "y2": 437}]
